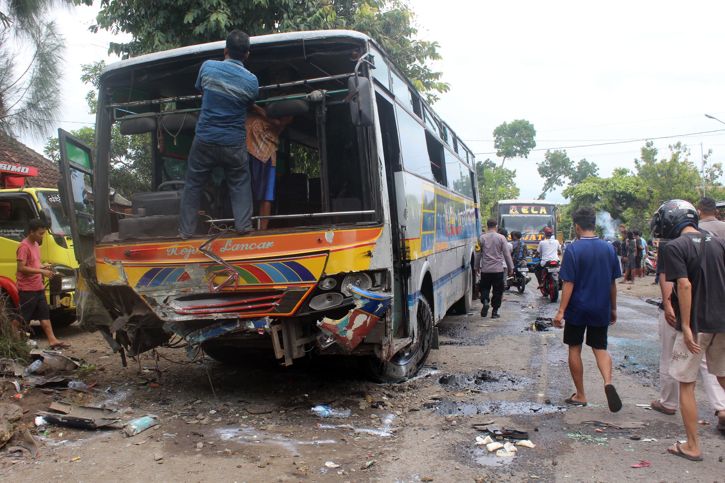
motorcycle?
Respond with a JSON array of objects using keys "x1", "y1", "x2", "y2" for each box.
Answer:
[
  {"x1": 506, "y1": 261, "x2": 531, "y2": 293},
  {"x1": 538, "y1": 260, "x2": 561, "y2": 302},
  {"x1": 644, "y1": 250, "x2": 657, "y2": 276}
]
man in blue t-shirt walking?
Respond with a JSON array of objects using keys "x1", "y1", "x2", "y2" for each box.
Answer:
[
  {"x1": 553, "y1": 207, "x2": 623, "y2": 412},
  {"x1": 179, "y1": 30, "x2": 259, "y2": 238}
]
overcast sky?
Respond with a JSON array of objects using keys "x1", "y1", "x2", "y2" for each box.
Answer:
[{"x1": 18, "y1": 0, "x2": 725, "y2": 201}]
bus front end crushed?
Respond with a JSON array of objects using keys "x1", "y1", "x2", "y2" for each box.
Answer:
[{"x1": 88, "y1": 227, "x2": 394, "y2": 365}]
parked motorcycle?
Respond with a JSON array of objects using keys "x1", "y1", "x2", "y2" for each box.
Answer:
[
  {"x1": 538, "y1": 260, "x2": 561, "y2": 302},
  {"x1": 506, "y1": 262, "x2": 531, "y2": 293}
]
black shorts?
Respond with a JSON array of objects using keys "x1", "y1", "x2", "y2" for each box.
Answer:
[
  {"x1": 19, "y1": 290, "x2": 50, "y2": 323},
  {"x1": 563, "y1": 323, "x2": 608, "y2": 350}
]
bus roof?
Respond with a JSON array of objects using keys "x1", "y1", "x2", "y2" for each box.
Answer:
[
  {"x1": 496, "y1": 199, "x2": 558, "y2": 205},
  {"x1": 102, "y1": 30, "x2": 372, "y2": 76}
]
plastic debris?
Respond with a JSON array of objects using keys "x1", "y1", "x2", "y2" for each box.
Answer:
[
  {"x1": 324, "y1": 461, "x2": 341, "y2": 468},
  {"x1": 486, "y1": 442, "x2": 504, "y2": 452},
  {"x1": 641, "y1": 438, "x2": 657, "y2": 442},
  {"x1": 34, "y1": 416, "x2": 47, "y2": 427},
  {"x1": 630, "y1": 460, "x2": 651, "y2": 468},
  {"x1": 516, "y1": 440, "x2": 536, "y2": 448},
  {"x1": 311, "y1": 405, "x2": 351, "y2": 419},
  {"x1": 495, "y1": 448, "x2": 516, "y2": 457},
  {"x1": 124, "y1": 415, "x2": 159, "y2": 437},
  {"x1": 67, "y1": 380, "x2": 89, "y2": 391},
  {"x1": 475, "y1": 435, "x2": 494, "y2": 446}
]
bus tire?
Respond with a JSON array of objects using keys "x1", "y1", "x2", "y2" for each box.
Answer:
[
  {"x1": 365, "y1": 295, "x2": 434, "y2": 383},
  {"x1": 451, "y1": 261, "x2": 473, "y2": 315}
]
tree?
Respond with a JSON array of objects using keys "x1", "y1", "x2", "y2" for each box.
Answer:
[
  {"x1": 492, "y1": 119, "x2": 536, "y2": 168},
  {"x1": 570, "y1": 159, "x2": 599, "y2": 185},
  {"x1": 475, "y1": 159, "x2": 520, "y2": 218},
  {"x1": 634, "y1": 141, "x2": 702, "y2": 216},
  {"x1": 92, "y1": 0, "x2": 448, "y2": 102},
  {"x1": 536, "y1": 149, "x2": 572, "y2": 199},
  {"x1": 0, "y1": 0, "x2": 89, "y2": 137},
  {"x1": 536, "y1": 150, "x2": 598, "y2": 199}
]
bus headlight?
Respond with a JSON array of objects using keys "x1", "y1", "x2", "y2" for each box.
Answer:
[
  {"x1": 340, "y1": 272, "x2": 373, "y2": 296},
  {"x1": 309, "y1": 292, "x2": 345, "y2": 311}
]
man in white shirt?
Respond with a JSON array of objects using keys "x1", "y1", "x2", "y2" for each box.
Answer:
[{"x1": 536, "y1": 227, "x2": 561, "y2": 287}]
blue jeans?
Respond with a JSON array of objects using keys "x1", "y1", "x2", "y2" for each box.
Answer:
[{"x1": 179, "y1": 138, "x2": 252, "y2": 237}]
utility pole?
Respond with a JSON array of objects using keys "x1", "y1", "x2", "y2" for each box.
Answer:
[{"x1": 700, "y1": 142, "x2": 706, "y2": 197}]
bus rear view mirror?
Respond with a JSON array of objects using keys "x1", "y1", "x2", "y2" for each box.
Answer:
[
  {"x1": 348, "y1": 77, "x2": 373, "y2": 127},
  {"x1": 266, "y1": 99, "x2": 309, "y2": 118}
]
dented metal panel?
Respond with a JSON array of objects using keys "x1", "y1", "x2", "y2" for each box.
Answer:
[{"x1": 317, "y1": 286, "x2": 392, "y2": 351}]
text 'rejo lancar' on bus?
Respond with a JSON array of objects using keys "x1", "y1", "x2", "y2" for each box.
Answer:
[{"x1": 57, "y1": 30, "x2": 480, "y2": 382}]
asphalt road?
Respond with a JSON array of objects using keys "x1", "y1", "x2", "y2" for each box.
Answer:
[{"x1": 2, "y1": 281, "x2": 723, "y2": 481}]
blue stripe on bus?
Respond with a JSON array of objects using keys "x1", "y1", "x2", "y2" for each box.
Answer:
[{"x1": 406, "y1": 262, "x2": 470, "y2": 307}]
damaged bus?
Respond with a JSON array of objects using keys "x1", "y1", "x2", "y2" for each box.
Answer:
[{"x1": 58, "y1": 30, "x2": 480, "y2": 381}]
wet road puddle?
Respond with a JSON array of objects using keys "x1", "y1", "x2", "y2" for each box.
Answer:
[
  {"x1": 215, "y1": 426, "x2": 337, "y2": 455},
  {"x1": 427, "y1": 399, "x2": 566, "y2": 417},
  {"x1": 438, "y1": 370, "x2": 528, "y2": 393},
  {"x1": 472, "y1": 447, "x2": 515, "y2": 466}
]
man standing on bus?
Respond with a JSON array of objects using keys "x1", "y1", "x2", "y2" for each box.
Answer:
[
  {"x1": 477, "y1": 219, "x2": 513, "y2": 319},
  {"x1": 179, "y1": 30, "x2": 259, "y2": 238}
]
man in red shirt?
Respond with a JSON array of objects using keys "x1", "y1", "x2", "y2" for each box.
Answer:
[{"x1": 16, "y1": 219, "x2": 68, "y2": 349}]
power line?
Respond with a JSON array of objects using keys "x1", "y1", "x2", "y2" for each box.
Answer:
[{"x1": 472, "y1": 128, "x2": 725, "y2": 156}]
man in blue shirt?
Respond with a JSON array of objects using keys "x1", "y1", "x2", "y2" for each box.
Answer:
[
  {"x1": 553, "y1": 207, "x2": 623, "y2": 412},
  {"x1": 179, "y1": 30, "x2": 259, "y2": 238}
]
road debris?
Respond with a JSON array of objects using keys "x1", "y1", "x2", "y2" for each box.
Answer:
[
  {"x1": 311, "y1": 405, "x2": 351, "y2": 418},
  {"x1": 324, "y1": 461, "x2": 341, "y2": 468},
  {"x1": 516, "y1": 440, "x2": 536, "y2": 448},
  {"x1": 124, "y1": 415, "x2": 159, "y2": 437},
  {"x1": 630, "y1": 460, "x2": 652, "y2": 468},
  {"x1": 38, "y1": 402, "x2": 121, "y2": 430}
]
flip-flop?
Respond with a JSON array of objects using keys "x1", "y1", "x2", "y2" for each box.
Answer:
[
  {"x1": 564, "y1": 394, "x2": 587, "y2": 407},
  {"x1": 605, "y1": 384, "x2": 622, "y2": 413},
  {"x1": 49, "y1": 342, "x2": 71, "y2": 350},
  {"x1": 667, "y1": 442, "x2": 703, "y2": 462}
]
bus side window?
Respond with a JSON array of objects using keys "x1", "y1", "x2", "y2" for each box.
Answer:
[
  {"x1": 426, "y1": 132, "x2": 446, "y2": 185},
  {"x1": 395, "y1": 104, "x2": 433, "y2": 180},
  {"x1": 375, "y1": 94, "x2": 401, "y2": 170}
]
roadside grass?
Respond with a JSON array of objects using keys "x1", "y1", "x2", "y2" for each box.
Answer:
[{"x1": 0, "y1": 295, "x2": 30, "y2": 362}]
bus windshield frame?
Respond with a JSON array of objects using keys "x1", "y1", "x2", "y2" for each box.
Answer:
[{"x1": 93, "y1": 33, "x2": 381, "y2": 242}]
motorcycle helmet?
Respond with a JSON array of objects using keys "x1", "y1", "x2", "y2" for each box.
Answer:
[{"x1": 650, "y1": 199, "x2": 698, "y2": 239}]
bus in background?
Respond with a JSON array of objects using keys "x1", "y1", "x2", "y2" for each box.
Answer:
[
  {"x1": 492, "y1": 199, "x2": 560, "y2": 249},
  {"x1": 57, "y1": 30, "x2": 479, "y2": 382}
]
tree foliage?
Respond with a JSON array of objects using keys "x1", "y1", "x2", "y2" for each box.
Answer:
[
  {"x1": 492, "y1": 119, "x2": 536, "y2": 167},
  {"x1": 0, "y1": 0, "x2": 89, "y2": 137},
  {"x1": 92, "y1": 0, "x2": 448, "y2": 102},
  {"x1": 536, "y1": 149, "x2": 598, "y2": 199},
  {"x1": 44, "y1": 125, "x2": 152, "y2": 197},
  {"x1": 475, "y1": 159, "x2": 520, "y2": 218},
  {"x1": 562, "y1": 140, "x2": 725, "y2": 234}
]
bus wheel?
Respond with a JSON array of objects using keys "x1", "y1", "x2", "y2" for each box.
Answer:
[
  {"x1": 365, "y1": 295, "x2": 434, "y2": 383},
  {"x1": 451, "y1": 262, "x2": 473, "y2": 315}
]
